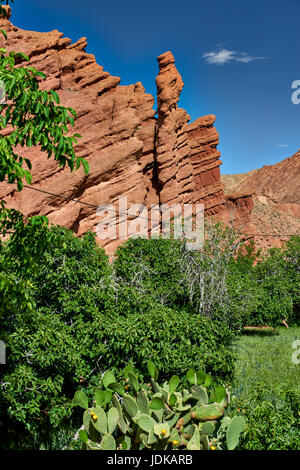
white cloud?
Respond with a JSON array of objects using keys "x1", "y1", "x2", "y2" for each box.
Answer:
[
  {"x1": 276, "y1": 144, "x2": 290, "y2": 148},
  {"x1": 202, "y1": 48, "x2": 268, "y2": 65}
]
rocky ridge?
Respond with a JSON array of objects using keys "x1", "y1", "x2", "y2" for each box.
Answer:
[{"x1": 221, "y1": 150, "x2": 300, "y2": 248}]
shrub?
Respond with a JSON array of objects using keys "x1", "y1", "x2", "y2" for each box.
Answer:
[
  {"x1": 0, "y1": 225, "x2": 236, "y2": 449},
  {"x1": 93, "y1": 306, "x2": 235, "y2": 381},
  {"x1": 0, "y1": 227, "x2": 111, "y2": 449},
  {"x1": 231, "y1": 388, "x2": 300, "y2": 450},
  {"x1": 3, "y1": 223, "x2": 297, "y2": 449},
  {"x1": 73, "y1": 365, "x2": 245, "y2": 450},
  {"x1": 113, "y1": 223, "x2": 243, "y2": 330},
  {"x1": 230, "y1": 326, "x2": 300, "y2": 450},
  {"x1": 227, "y1": 236, "x2": 300, "y2": 327},
  {"x1": 113, "y1": 237, "x2": 187, "y2": 313}
]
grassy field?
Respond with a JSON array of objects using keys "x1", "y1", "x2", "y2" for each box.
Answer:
[
  {"x1": 231, "y1": 327, "x2": 300, "y2": 450},
  {"x1": 233, "y1": 327, "x2": 300, "y2": 399}
]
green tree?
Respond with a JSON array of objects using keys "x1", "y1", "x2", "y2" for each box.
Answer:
[
  {"x1": 0, "y1": 3, "x2": 90, "y2": 447},
  {"x1": 0, "y1": 228, "x2": 111, "y2": 450},
  {"x1": 0, "y1": 2, "x2": 89, "y2": 318}
]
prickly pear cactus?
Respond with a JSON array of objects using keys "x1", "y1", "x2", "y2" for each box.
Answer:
[
  {"x1": 226, "y1": 416, "x2": 246, "y2": 450},
  {"x1": 73, "y1": 363, "x2": 244, "y2": 451}
]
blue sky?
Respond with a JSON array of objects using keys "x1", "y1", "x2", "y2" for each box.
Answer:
[{"x1": 7, "y1": 0, "x2": 300, "y2": 174}]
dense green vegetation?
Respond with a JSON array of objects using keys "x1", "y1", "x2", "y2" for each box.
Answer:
[
  {"x1": 0, "y1": 222, "x2": 299, "y2": 449},
  {"x1": 232, "y1": 327, "x2": 300, "y2": 450},
  {"x1": 72, "y1": 364, "x2": 246, "y2": 450}
]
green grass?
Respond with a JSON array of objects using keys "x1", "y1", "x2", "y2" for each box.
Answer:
[
  {"x1": 233, "y1": 327, "x2": 300, "y2": 399},
  {"x1": 231, "y1": 327, "x2": 300, "y2": 450}
]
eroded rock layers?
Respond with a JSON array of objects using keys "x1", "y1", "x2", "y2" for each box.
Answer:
[{"x1": 0, "y1": 6, "x2": 239, "y2": 252}]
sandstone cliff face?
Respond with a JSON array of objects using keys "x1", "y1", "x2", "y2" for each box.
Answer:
[
  {"x1": 187, "y1": 115, "x2": 224, "y2": 214},
  {"x1": 221, "y1": 150, "x2": 300, "y2": 248},
  {"x1": 0, "y1": 6, "x2": 249, "y2": 252}
]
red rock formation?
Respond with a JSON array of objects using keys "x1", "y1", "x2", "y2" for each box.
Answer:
[
  {"x1": 155, "y1": 51, "x2": 194, "y2": 205},
  {"x1": 0, "y1": 7, "x2": 233, "y2": 252},
  {"x1": 155, "y1": 52, "x2": 226, "y2": 215},
  {"x1": 186, "y1": 115, "x2": 224, "y2": 214},
  {"x1": 221, "y1": 150, "x2": 300, "y2": 248}
]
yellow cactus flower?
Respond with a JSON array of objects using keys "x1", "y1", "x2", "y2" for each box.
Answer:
[
  {"x1": 92, "y1": 414, "x2": 98, "y2": 421},
  {"x1": 210, "y1": 445, "x2": 216, "y2": 450},
  {"x1": 161, "y1": 429, "x2": 167, "y2": 435},
  {"x1": 173, "y1": 440, "x2": 179, "y2": 445}
]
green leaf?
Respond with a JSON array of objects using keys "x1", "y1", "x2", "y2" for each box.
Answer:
[
  {"x1": 107, "y1": 407, "x2": 119, "y2": 434},
  {"x1": 50, "y1": 90, "x2": 60, "y2": 104},
  {"x1": 123, "y1": 395, "x2": 139, "y2": 418},
  {"x1": 169, "y1": 375, "x2": 180, "y2": 394},
  {"x1": 102, "y1": 370, "x2": 116, "y2": 389},
  {"x1": 119, "y1": 435, "x2": 131, "y2": 450},
  {"x1": 24, "y1": 170, "x2": 32, "y2": 185},
  {"x1": 86, "y1": 440, "x2": 101, "y2": 450},
  {"x1": 74, "y1": 390, "x2": 88, "y2": 410},
  {"x1": 191, "y1": 385, "x2": 208, "y2": 404},
  {"x1": 186, "y1": 369, "x2": 196, "y2": 385},
  {"x1": 117, "y1": 415, "x2": 127, "y2": 434},
  {"x1": 91, "y1": 406, "x2": 107, "y2": 434},
  {"x1": 107, "y1": 382, "x2": 125, "y2": 397},
  {"x1": 168, "y1": 393, "x2": 177, "y2": 407},
  {"x1": 196, "y1": 370, "x2": 206, "y2": 385},
  {"x1": 35, "y1": 71, "x2": 47, "y2": 78},
  {"x1": 150, "y1": 396, "x2": 165, "y2": 410},
  {"x1": 95, "y1": 390, "x2": 105, "y2": 406},
  {"x1": 147, "y1": 361, "x2": 156, "y2": 379},
  {"x1": 104, "y1": 390, "x2": 112, "y2": 404},
  {"x1": 128, "y1": 372, "x2": 139, "y2": 394},
  {"x1": 148, "y1": 428, "x2": 158, "y2": 445},
  {"x1": 112, "y1": 394, "x2": 122, "y2": 416},
  {"x1": 123, "y1": 364, "x2": 134, "y2": 378},
  {"x1": 203, "y1": 375, "x2": 213, "y2": 388},
  {"x1": 83, "y1": 410, "x2": 91, "y2": 432},
  {"x1": 24, "y1": 158, "x2": 32, "y2": 171},
  {"x1": 200, "y1": 421, "x2": 215, "y2": 435},
  {"x1": 79, "y1": 430, "x2": 88, "y2": 443},
  {"x1": 99, "y1": 434, "x2": 116, "y2": 450},
  {"x1": 15, "y1": 52, "x2": 29, "y2": 62},
  {"x1": 80, "y1": 157, "x2": 89, "y2": 175},
  {"x1": 137, "y1": 414, "x2": 156, "y2": 433},
  {"x1": 187, "y1": 426, "x2": 201, "y2": 450},
  {"x1": 211, "y1": 385, "x2": 226, "y2": 403},
  {"x1": 154, "y1": 423, "x2": 170, "y2": 438},
  {"x1": 136, "y1": 389, "x2": 150, "y2": 414},
  {"x1": 226, "y1": 416, "x2": 246, "y2": 450},
  {"x1": 192, "y1": 403, "x2": 225, "y2": 421}
]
